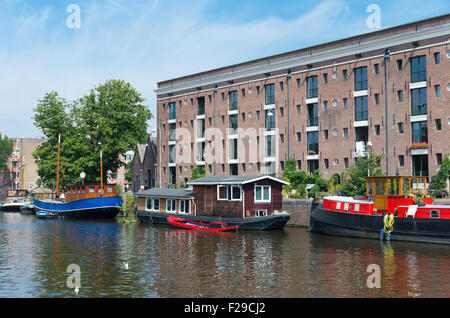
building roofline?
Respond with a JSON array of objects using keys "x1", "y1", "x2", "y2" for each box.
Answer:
[{"x1": 155, "y1": 14, "x2": 450, "y2": 95}]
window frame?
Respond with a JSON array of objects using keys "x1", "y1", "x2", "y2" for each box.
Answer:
[{"x1": 254, "y1": 185, "x2": 271, "y2": 203}]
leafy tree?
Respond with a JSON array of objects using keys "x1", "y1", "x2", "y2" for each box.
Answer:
[
  {"x1": 191, "y1": 166, "x2": 205, "y2": 180},
  {"x1": 0, "y1": 133, "x2": 13, "y2": 170},
  {"x1": 33, "y1": 80, "x2": 152, "y2": 188},
  {"x1": 430, "y1": 154, "x2": 450, "y2": 191},
  {"x1": 341, "y1": 149, "x2": 385, "y2": 196}
]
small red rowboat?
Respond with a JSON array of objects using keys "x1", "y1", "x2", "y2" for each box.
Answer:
[{"x1": 167, "y1": 216, "x2": 239, "y2": 232}]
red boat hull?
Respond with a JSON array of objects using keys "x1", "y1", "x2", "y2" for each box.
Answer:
[{"x1": 167, "y1": 216, "x2": 239, "y2": 232}]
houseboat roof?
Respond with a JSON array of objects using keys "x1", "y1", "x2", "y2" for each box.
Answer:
[
  {"x1": 186, "y1": 175, "x2": 290, "y2": 185},
  {"x1": 135, "y1": 188, "x2": 194, "y2": 199}
]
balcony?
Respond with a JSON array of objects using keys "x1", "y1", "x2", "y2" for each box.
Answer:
[{"x1": 353, "y1": 141, "x2": 369, "y2": 158}]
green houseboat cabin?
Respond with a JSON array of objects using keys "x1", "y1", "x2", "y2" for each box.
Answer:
[{"x1": 135, "y1": 188, "x2": 195, "y2": 215}]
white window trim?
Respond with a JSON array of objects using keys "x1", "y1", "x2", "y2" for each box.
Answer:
[
  {"x1": 230, "y1": 185, "x2": 242, "y2": 201},
  {"x1": 179, "y1": 200, "x2": 191, "y2": 214},
  {"x1": 145, "y1": 198, "x2": 160, "y2": 212},
  {"x1": 254, "y1": 185, "x2": 271, "y2": 203},
  {"x1": 166, "y1": 199, "x2": 177, "y2": 213},
  {"x1": 217, "y1": 185, "x2": 228, "y2": 201},
  {"x1": 255, "y1": 209, "x2": 268, "y2": 217}
]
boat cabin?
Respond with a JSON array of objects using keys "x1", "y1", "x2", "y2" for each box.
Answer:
[
  {"x1": 187, "y1": 175, "x2": 289, "y2": 218},
  {"x1": 135, "y1": 188, "x2": 195, "y2": 215},
  {"x1": 64, "y1": 184, "x2": 118, "y2": 202},
  {"x1": 366, "y1": 176, "x2": 432, "y2": 213},
  {"x1": 6, "y1": 189, "x2": 29, "y2": 198}
]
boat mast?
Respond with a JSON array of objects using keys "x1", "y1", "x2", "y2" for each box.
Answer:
[
  {"x1": 100, "y1": 150, "x2": 103, "y2": 196},
  {"x1": 56, "y1": 134, "x2": 61, "y2": 197}
]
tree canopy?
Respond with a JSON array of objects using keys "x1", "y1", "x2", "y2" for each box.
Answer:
[
  {"x1": 430, "y1": 154, "x2": 450, "y2": 191},
  {"x1": 33, "y1": 80, "x2": 153, "y2": 188},
  {"x1": 0, "y1": 133, "x2": 14, "y2": 170}
]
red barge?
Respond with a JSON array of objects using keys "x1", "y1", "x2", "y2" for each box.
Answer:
[{"x1": 310, "y1": 176, "x2": 450, "y2": 244}]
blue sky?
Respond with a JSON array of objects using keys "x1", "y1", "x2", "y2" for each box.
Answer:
[{"x1": 0, "y1": 0, "x2": 449, "y2": 138}]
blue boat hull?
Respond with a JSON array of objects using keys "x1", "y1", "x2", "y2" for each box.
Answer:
[{"x1": 32, "y1": 197, "x2": 122, "y2": 219}]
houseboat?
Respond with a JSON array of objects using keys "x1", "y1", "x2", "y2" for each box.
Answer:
[
  {"x1": 0, "y1": 189, "x2": 31, "y2": 212},
  {"x1": 310, "y1": 176, "x2": 450, "y2": 244},
  {"x1": 32, "y1": 184, "x2": 122, "y2": 219},
  {"x1": 136, "y1": 175, "x2": 291, "y2": 230}
]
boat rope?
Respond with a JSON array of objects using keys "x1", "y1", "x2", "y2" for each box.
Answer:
[{"x1": 383, "y1": 213, "x2": 394, "y2": 235}]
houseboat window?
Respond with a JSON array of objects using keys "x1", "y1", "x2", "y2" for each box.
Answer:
[
  {"x1": 217, "y1": 185, "x2": 228, "y2": 200},
  {"x1": 255, "y1": 185, "x2": 271, "y2": 203},
  {"x1": 255, "y1": 210, "x2": 267, "y2": 217},
  {"x1": 368, "y1": 181, "x2": 373, "y2": 195},
  {"x1": 388, "y1": 179, "x2": 400, "y2": 195},
  {"x1": 375, "y1": 181, "x2": 385, "y2": 195},
  {"x1": 430, "y1": 210, "x2": 440, "y2": 218},
  {"x1": 179, "y1": 200, "x2": 190, "y2": 214},
  {"x1": 153, "y1": 199, "x2": 159, "y2": 211},
  {"x1": 107, "y1": 187, "x2": 113, "y2": 193},
  {"x1": 146, "y1": 198, "x2": 152, "y2": 211},
  {"x1": 166, "y1": 200, "x2": 176, "y2": 213},
  {"x1": 89, "y1": 187, "x2": 95, "y2": 193},
  {"x1": 402, "y1": 178, "x2": 410, "y2": 194},
  {"x1": 231, "y1": 185, "x2": 241, "y2": 201}
]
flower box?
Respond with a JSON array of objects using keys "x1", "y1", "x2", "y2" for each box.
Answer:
[{"x1": 410, "y1": 142, "x2": 428, "y2": 149}]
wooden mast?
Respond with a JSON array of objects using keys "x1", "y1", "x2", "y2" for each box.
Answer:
[
  {"x1": 56, "y1": 134, "x2": 61, "y2": 197},
  {"x1": 100, "y1": 150, "x2": 103, "y2": 196}
]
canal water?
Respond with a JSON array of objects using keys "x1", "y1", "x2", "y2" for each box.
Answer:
[{"x1": 0, "y1": 212, "x2": 449, "y2": 298}]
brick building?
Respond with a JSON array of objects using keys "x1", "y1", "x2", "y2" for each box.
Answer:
[{"x1": 155, "y1": 14, "x2": 450, "y2": 188}]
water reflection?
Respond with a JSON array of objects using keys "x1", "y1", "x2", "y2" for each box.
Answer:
[{"x1": 0, "y1": 212, "x2": 449, "y2": 297}]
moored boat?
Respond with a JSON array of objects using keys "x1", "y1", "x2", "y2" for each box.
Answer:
[
  {"x1": 33, "y1": 184, "x2": 122, "y2": 219},
  {"x1": 20, "y1": 203, "x2": 36, "y2": 215},
  {"x1": 310, "y1": 176, "x2": 450, "y2": 244},
  {"x1": 167, "y1": 216, "x2": 239, "y2": 232},
  {"x1": 136, "y1": 175, "x2": 291, "y2": 230},
  {"x1": 0, "y1": 189, "x2": 31, "y2": 212}
]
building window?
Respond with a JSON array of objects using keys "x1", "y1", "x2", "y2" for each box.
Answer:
[
  {"x1": 435, "y1": 85, "x2": 441, "y2": 97},
  {"x1": 265, "y1": 84, "x2": 275, "y2": 105},
  {"x1": 324, "y1": 130, "x2": 328, "y2": 140},
  {"x1": 342, "y1": 69, "x2": 348, "y2": 81},
  {"x1": 343, "y1": 98, "x2": 348, "y2": 109},
  {"x1": 266, "y1": 135, "x2": 276, "y2": 158},
  {"x1": 280, "y1": 107, "x2": 284, "y2": 117},
  {"x1": 306, "y1": 76, "x2": 318, "y2": 98},
  {"x1": 323, "y1": 73, "x2": 328, "y2": 84},
  {"x1": 229, "y1": 138, "x2": 238, "y2": 160},
  {"x1": 307, "y1": 131, "x2": 319, "y2": 155},
  {"x1": 229, "y1": 114, "x2": 238, "y2": 134},
  {"x1": 397, "y1": 90, "x2": 403, "y2": 102},
  {"x1": 279, "y1": 81, "x2": 284, "y2": 91},
  {"x1": 375, "y1": 125, "x2": 380, "y2": 136},
  {"x1": 179, "y1": 200, "x2": 190, "y2": 214},
  {"x1": 197, "y1": 97, "x2": 205, "y2": 115},
  {"x1": 169, "y1": 102, "x2": 176, "y2": 120},
  {"x1": 323, "y1": 101, "x2": 328, "y2": 111},
  {"x1": 280, "y1": 134, "x2": 284, "y2": 143},
  {"x1": 256, "y1": 110, "x2": 260, "y2": 120},
  {"x1": 374, "y1": 93, "x2": 380, "y2": 105},
  {"x1": 242, "y1": 112, "x2": 246, "y2": 122},
  {"x1": 307, "y1": 160, "x2": 319, "y2": 174},
  {"x1": 297, "y1": 105, "x2": 301, "y2": 115},
  {"x1": 399, "y1": 155, "x2": 404, "y2": 167},
  {"x1": 297, "y1": 160, "x2": 301, "y2": 170},
  {"x1": 241, "y1": 88, "x2": 246, "y2": 97},
  {"x1": 229, "y1": 163, "x2": 238, "y2": 176},
  {"x1": 265, "y1": 109, "x2": 276, "y2": 131},
  {"x1": 355, "y1": 96, "x2": 368, "y2": 121},
  {"x1": 436, "y1": 153, "x2": 442, "y2": 165},
  {"x1": 169, "y1": 123, "x2": 176, "y2": 141},
  {"x1": 398, "y1": 122, "x2": 404, "y2": 134},
  {"x1": 435, "y1": 118, "x2": 442, "y2": 131},
  {"x1": 324, "y1": 159, "x2": 329, "y2": 169},
  {"x1": 411, "y1": 87, "x2": 427, "y2": 116},
  {"x1": 296, "y1": 132, "x2": 301, "y2": 142},
  {"x1": 254, "y1": 185, "x2": 271, "y2": 203},
  {"x1": 169, "y1": 167, "x2": 176, "y2": 185},
  {"x1": 229, "y1": 90, "x2": 238, "y2": 111},
  {"x1": 354, "y1": 66, "x2": 368, "y2": 91},
  {"x1": 256, "y1": 86, "x2": 260, "y2": 95},
  {"x1": 434, "y1": 52, "x2": 440, "y2": 64},
  {"x1": 412, "y1": 154, "x2": 428, "y2": 177},
  {"x1": 410, "y1": 55, "x2": 426, "y2": 83},
  {"x1": 296, "y1": 78, "x2": 301, "y2": 88},
  {"x1": 411, "y1": 121, "x2": 428, "y2": 143},
  {"x1": 166, "y1": 199, "x2": 176, "y2": 213},
  {"x1": 374, "y1": 63, "x2": 379, "y2": 75},
  {"x1": 307, "y1": 103, "x2": 318, "y2": 126},
  {"x1": 343, "y1": 128, "x2": 349, "y2": 139},
  {"x1": 397, "y1": 59, "x2": 403, "y2": 71},
  {"x1": 344, "y1": 158, "x2": 349, "y2": 168}
]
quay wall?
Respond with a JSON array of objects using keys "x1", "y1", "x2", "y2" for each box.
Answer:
[{"x1": 283, "y1": 199, "x2": 313, "y2": 228}]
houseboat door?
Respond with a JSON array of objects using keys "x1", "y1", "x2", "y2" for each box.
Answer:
[{"x1": 373, "y1": 179, "x2": 387, "y2": 211}]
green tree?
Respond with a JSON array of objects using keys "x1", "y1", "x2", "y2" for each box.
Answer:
[
  {"x1": 341, "y1": 149, "x2": 385, "y2": 196},
  {"x1": 0, "y1": 133, "x2": 13, "y2": 170},
  {"x1": 33, "y1": 80, "x2": 152, "y2": 188},
  {"x1": 191, "y1": 166, "x2": 205, "y2": 180},
  {"x1": 430, "y1": 154, "x2": 450, "y2": 191}
]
